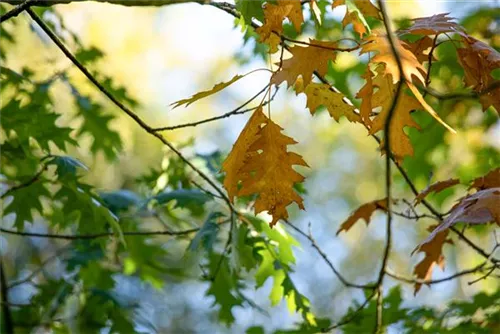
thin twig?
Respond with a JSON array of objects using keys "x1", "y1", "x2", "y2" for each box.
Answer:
[
  {"x1": 322, "y1": 291, "x2": 377, "y2": 332},
  {"x1": 0, "y1": 0, "x2": 36, "y2": 23},
  {"x1": 284, "y1": 220, "x2": 375, "y2": 290},
  {"x1": 153, "y1": 84, "x2": 271, "y2": 132},
  {"x1": 0, "y1": 164, "x2": 48, "y2": 199}
]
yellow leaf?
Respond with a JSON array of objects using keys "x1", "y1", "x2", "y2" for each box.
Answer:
[
  {"x1": 368, "y1": 68, "x2": 422, "y2": 161},
  {"x1": 171, "y1": 74, "x2": 244, "y2": 108},
  {"x1": 332, "y1": 0, "x2": 381, "y2": 38},
  {"x1": 221, "y1": 107, "x2": 268, "y2": 202},
  {"x1": 336, "y1": 198, "x2": 388, "y2": 235},
  {"x1": 356, "y1": 68, "x2": 374, "y2": 126},
  {"x1": 271, "y1": 39, "x2": 338, "y2": 87},
  {"x1": 279, "y1": 0, "x2": 304, "y2": 32},
  {"x1": 256, "y1": 2, "x2": 293, "y2": 53},
  {"x1": 302, "y1": 83, "x2": 360, "y2": 122},
  {"x1": 236, "y1": 113, "x2": 308, "y2": 227}
]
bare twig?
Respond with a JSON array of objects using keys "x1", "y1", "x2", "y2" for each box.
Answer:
[
  {"x1": 0, "y1": 0, "x2": 36, "y2": 23},
  {"x1": 322, "y1": 291, "x2": 377, "y2": 332},
  {"x1": 152, "y1": 84, "x2": 271, "y2": 132},
  {"x1": 0, "y1": 164, "x2": 48, "y2": 199}
]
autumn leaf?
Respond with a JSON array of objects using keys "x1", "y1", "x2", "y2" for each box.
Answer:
[
  {"x1": 470, "y1": 168, "x2": 500, "y2": 190},
  {"x1": 222, "y1": 107, "x2": 268, "y2": 201},
  {"x1": 171, "y1": 74, "x2": 244, "y2": 108},
  {"x1": 416, "y1": 188, "x2": 500, "y2": 249},
  {"x1": 279, "y1": 0, "x2": 304, "y2": 32},
  {"x1": 401, "y1": 13, "x2": 462, "y2": 36},
  {"x1": 302, "y1": 83, "x2": 360, "y2": 122},
  {"x1": 256, "y1": 1, "x2": 295, "y2": 53},
  {"x1": 336, "y1": 198, "x2": 387, "y2": 234},
  {"x1": 414, "y1": 178, "x2": 460, "y2": 205},
  {"x1": 403, "y1": 36, "x2": 436, "y2": 64},
  {"x1": 457, "y1": 36, "x2": 500, "y2": 114},
  {"x1": 271, "y1": 39, "x2": 338, "y2": 87},
  {"x1": 412, "y1": 229, "x2": 449, "y2": 294},
  {"x1": 332, "y1": 0, "x2": 381, "y2": 38},
  {"x1": 368, "y1": 68, "x2": 422, "y2": 161},
  {"x1": 356, "y1": 68, "x2": 374, "y2": 126},
  {"x1": 360, "y1": 31, "x2": 426, "y2": 84},
  {"x1": 235, "y1": 110, "x2": 308, "y2": 226}
]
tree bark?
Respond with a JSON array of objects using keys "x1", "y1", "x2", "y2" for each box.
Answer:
[{"x1": 1, "y1": 0, "x2": 207, "y2": 7}]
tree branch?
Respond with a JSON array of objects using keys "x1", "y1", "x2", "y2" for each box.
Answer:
[{"x1": 0, "y1": 0, "x2": 36, "y2": 23}]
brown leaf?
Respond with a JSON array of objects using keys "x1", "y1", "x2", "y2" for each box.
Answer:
[
  {"x1": 414, "y1": 178, "x2": 460, "y2": 205},
  {"x1": 412, "y1": 229, "x2": 449, "y2": 294},
  {"x1": 237, "y1": 113, "x2": 308, "y2": 226},
  {"x1": 403, "y1": 13, "x2": 462, "y2": 36},
  {"x1": 470, "y1": 168, "x2": 500, "y2": 190},
  {"x1": 279, "y1": 0, "x2": 304, "y2": 32},
  {"x1": 271, "y1": 39, "x2": 338, "y2": 87},
  {"x1": 221, "y1": 107, "x2": 268, "y2": 202},
  {"x1": 457, "y1": 36, "x2": 500, "y2": 114},
  {"x1": 336, "y1": 198, "x2": 388, "y2": 234},
  {"x1": 356, "y1": 68, "x2": 374, "y2": 127},
  {"x1": 403, "y1": 36, "x2": 436, "y2": 64},
  {"x1": 302, "y1": 83, "x2": 361, "y2": 123},
  {"x1": 416, "y1": 188, "x2": 500, "y2": 249}
]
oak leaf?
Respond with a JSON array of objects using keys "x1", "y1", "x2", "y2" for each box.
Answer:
[
  {"x1": 332, "y1": 0, "x2": 381, "y2": 38},
  {"x1": 412, "y1": 229, "x2": 449, "y2": 294},
  {"x1": 368, "y1": 69, "x2": 422, "y2": 161},
  {"x1": 302, "y1": 83, "x2": 361, "y2": 123},
  {"x1": 416, "y1": 188, "x2": 500, "y2": 250},
  {"x1": 402, "y1": 13, "x2": 461, "y2": 36},
  {"x1": 414, "y1": 178, "x2": 460, "y2": 205},
  {"x1": 360, "y1": 31, "x2": 426, "y2": 84},
  {"x1": 457, "y1": 36, "x2": 500, "y2": 114},
  {"x1": 171, "y1": 74, "x2": 244, "y2": 108},
  {"x1": 279, "y1": 0, "x2": 304, "y2": 32},
  {"x1": 256, "y1": 2, "x2": 293, "y2": 53},
  {"x1": 356, "y1": 68, "x2": 374, "y2": 126},
  {"x1": 222, "y1": 107, "x2": 268, "y2": 202},
  {"x1": 336, "y1": 198, "x2": 387, "y2": 234},
  {"x1": 237, "y1": 111, "x2": 308, "y2": 227},
  {"x1": 271, "y1": 39, "x2": 338, "y2": 87},
  {"x1": 470, "y1": 168, "x2": 500, "y2": 190},
  {"x1": 403, "y1": 36, "x2": 435, "y2": 64}
]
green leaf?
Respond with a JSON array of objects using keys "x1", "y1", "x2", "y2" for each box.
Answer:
[
  {"x1": 3, "y1": 180, "x2": 51, "y2": 229},
  {"x1": 47, "y1": 155, "x2": 88, "y2": 178},
  {"x1": 152, "y1": 189, "x2": 212, "y2": 216},
  {"x1": 75, "y1": 46, "x2": 104, "y2": 65},
  {"x1": 100, "y1": 190, "x2": 142, "y2": 214},
  {"x1": 188, "y1": 212, "x2": 223, "y2": 252},
  {"x1": 236, "y1": 0, "x2": 264, "y2": 25}
]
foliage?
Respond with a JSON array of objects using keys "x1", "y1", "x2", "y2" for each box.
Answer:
[{"x1": 1, "y1": 1, "x2": 499, "y2": 334}]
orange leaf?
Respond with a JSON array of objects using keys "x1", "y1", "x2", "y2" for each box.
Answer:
[
  {"x1": 470, "y1": 168, "x2": 500, "y2": 190},
  {"x1": 402, "y1": 13, "x2": 462, "y2": 36},
  {"x1": 412, "y1": 229, "x2": 449, "y2": 294},
  {"x1": 414, "y1": 178, "x2": 460, "y2": 205},
  {"x1": 302, "y1": 83, "x2": 361, "y2": 123},
  {"x1": 222, "y1": 107, "x2": 268, "y2": 202},
  {"x1": 271, "y1": 39, "x2": 338, "y2": 87},
  {"x1": 336, "y1": 198, "x2": 387, "y2": 234},
  {"x1": 235, "y1": 111, "x2": 308, "y2": 227},
  {"x1": 403, "y1": 36, "x2": 435, "y2": 64},
  {"x1": 360, "y1": 31, "x2": 426, "y2": 84},
  {"x1": 332, "y1": 0, "x2": 381, "y2": 38},
  {"x1": 356, "y1": 68, "x2": 374, "y2": 127},
  {"x1": 279, "y1": 0, "x2": 304, "y2": 32}
]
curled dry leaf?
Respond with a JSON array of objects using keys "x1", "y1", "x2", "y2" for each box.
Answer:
[
  {"x1": 470, "y1": 168, "x2": 500, "y2": 190},
  {"x1": 171, "y1": 74, "x2": 244, "y2": 108},
  {"x1": 457, "y1": 36, "x2": 500, "y2": 114},
  {"x1": 271, "y1": 39, "x2": 338, "y2": 88},
  {"x1": 402, "y1": 13, "x2": 462, "y2": 36},
  {"x1": 416, "y1": 188, "x2": 500, "y2": 249},
  {"x1": 414, "y1": 178, "x2": 460, "y2": 205},
  {"x1": 336, "y1": 198, "x2": 387, "y2": 235}
]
